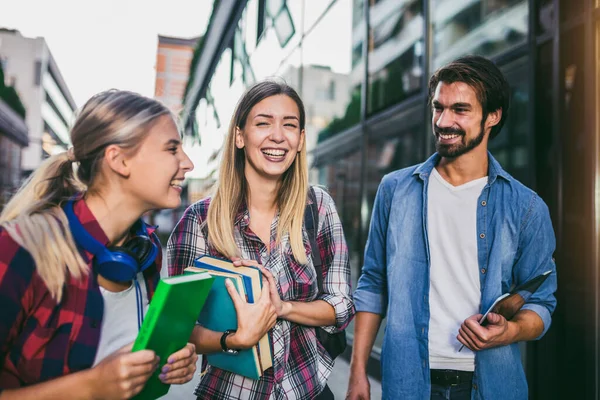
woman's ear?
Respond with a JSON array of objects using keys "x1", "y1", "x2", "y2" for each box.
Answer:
[
  {"x1": 235, "y1": 127, "x2": 245, "y2": 149},
  {"x1": 298, "y1": 129, "x2": 305, "y2": 153},
  {"x1": 104, "y1": 144, "x2": 130, "y2": 178}
]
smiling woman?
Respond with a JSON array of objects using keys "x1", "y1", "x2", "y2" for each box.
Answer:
[
  {"x1": 0, "y1": 90, "x2": 198, "y2": 399},
  {"x1": 168, "y1": 81, "x2": 355, "y2": 400}
]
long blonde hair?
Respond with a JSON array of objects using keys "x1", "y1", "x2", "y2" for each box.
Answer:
[
  {"x1": 0, "y1": 90, "x2": 172, "y2": 300},
  {"x1": 206, "y1": 81, "x2": 309, "y2": 264}
]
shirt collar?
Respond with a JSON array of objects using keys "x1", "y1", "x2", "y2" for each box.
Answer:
[
  {"x1": 234, "y1": 200, "x2": 250, "y2": 228},
  {"x1": 73, "y1": 198, "x2": 110, "y2": 246},
  {"x1": 413, "y1": 151, "x2": 511, "y2": 185},
  {"x1": 72, "y1": 198, "x2": 157, "y2": 247}
]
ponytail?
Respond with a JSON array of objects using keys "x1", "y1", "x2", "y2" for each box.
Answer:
[
  {"x1": 0, "y1": 152, "x2": 88, "y2": 301},
  {"x1": 0, "y1": 90, "x2": 171, "y2": 301}
]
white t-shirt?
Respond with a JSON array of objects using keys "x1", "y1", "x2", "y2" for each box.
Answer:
[
  {"x1": 427, "y1": 168, "x2": 487, "y2": 371},
  {"x1": 93, "y1": 273, "x2": 149, "y2": 366}
]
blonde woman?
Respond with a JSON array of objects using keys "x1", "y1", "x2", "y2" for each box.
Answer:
[
  {"x1": 0, "y1": 90, "x2": 198, "y2": 399},
  {"x1": 168, "y1": 81, "x2": 355, "y2": 399}
]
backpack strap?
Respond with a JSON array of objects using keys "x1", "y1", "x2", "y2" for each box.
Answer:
[{"x1": 305, "y1": 187, "x2": 324, "y2": 294}]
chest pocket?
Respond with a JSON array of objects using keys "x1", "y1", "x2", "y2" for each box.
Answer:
[{"x1": 282, "y1": 244, "x2": 318, "y2": 302}]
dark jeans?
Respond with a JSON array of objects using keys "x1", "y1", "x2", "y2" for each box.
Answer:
[
  {"x1": 430, "y1": 382, "x2": 473, "y2": 400},
  {"x1": 315, "y1": 384, "x2": 335, "y2": 400}
]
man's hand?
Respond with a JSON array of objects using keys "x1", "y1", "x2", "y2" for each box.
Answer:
[
  {"x1": 457, "y1": 312, "x2": 513, "y2": 351},
  {"x1": 346, "y1": 369, "x2": 371, "y2": 400}
]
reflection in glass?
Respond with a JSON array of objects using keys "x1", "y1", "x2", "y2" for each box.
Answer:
[
  {"x1": 301, "y1": 0, "x2": 364, "y2": 143},
  {"x1": 432, "y1": 0, "x2": 528, "y2": 69},
  {"x1": 313, "y1": 150, "x2": 362, "y2": 345},
  {"x1": 270, "y1": 4, "x2": 296, "y2": 47},
  {"x1": 363, "y1": 129, "x2": 422, "y2": 349},
  {"x1": 536, "y1": 0, "x2": 554, "y2": 36},
  {"x1": 303, "y1": 0, "x2": 336, "y2": 32},
  {"x1": 315, "y1": 149, "x2": 362, "y2": 297},
  {"x1": 488, "y1": 58, "x2": 531, "y2": 186},
  {"x1": 367, "y1": 0, "x2": 424, "y2": 115}
]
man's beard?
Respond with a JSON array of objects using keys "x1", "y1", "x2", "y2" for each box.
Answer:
[{"x1": 434, "y1": 124, "x2": 485, "y2": 158}]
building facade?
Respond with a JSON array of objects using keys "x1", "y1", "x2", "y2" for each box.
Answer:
[
  {"x1": 0, "y1": 97, "x2": 27, "y2": 208},
  {"x1": 183, "y1": 1, "x2": 600, "y2": 398},
  {"x1": 155, "y1": 34, "x2": 201, "y2": 114},
  {"x1": 0, "y1": 29, "x2": 77, "y2": 174}
]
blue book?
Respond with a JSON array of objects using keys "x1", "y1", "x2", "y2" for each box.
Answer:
[
  {"x1": 186, "y1": 256, "x2": 273, "y2": 380},
  {"x1": 193, "y1": 256, "x2": 260, "y2": 303}
]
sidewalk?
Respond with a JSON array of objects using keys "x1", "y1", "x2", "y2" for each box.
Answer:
[{"x1": 162, "y1": 355, "x2": 382, "y2": 399}]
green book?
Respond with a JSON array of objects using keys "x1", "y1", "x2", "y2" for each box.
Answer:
[{"x1": 131, "y1": 272, "x2": 214, "y2": 400}]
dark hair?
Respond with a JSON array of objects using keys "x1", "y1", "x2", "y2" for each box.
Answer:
[
  {"x1": 428, "y1": 55, "x2": 510, "y2": 139},
  {"x1": 234, "y1": 80, "x2": 306, "y2": 131}
]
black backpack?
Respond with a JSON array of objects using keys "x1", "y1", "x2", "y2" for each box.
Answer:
[{"x1": 304, "y1": 187, "x2": 348, "y2": 360}]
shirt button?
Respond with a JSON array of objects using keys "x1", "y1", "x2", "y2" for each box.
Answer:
[
  {"x1": 481, "y1": 268, "x2": 486, "y2": 274},
  {"x1": 473, "y1": 383, "x2": 478, "y2": 390},
  {"x1": 481, "y1": 200, "x2": 487, "y2": 206},
  {"x1": 422, "y1": 327, "x2": 425, "y2": 335},
  {"x1": 90, "y1": 320, "x2": 99, "y2": 328},
  {"x1": 479, "y1": 233, "x2": 485, "y2": 239}
]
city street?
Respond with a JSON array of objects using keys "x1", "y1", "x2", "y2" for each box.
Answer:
[{"x1": 163, "y1": 354, "x2": 382, "y2": 399}]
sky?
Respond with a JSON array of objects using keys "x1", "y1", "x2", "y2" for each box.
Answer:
[{"x1": 0, "y1": 0, "x2": 213, "y2": 107}]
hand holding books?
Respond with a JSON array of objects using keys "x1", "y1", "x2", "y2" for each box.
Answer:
[
  {"x1": 223, "y1": 276, "x2": 277, "y2": 349},
  {"x1": 232, "y1": 257, "x2": 286, "y2": 317},
  {"x1": 190, "y1": 256, "x2": 276, "y2": 379}
]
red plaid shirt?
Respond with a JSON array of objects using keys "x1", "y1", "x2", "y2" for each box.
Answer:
[{"x1": 0, "y1": 199, "x2": 161, "y2": 391}]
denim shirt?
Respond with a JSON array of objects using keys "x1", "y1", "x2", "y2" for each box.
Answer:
[{"x1": 354, "y1": 152, "x2": 557, "y2": 400}]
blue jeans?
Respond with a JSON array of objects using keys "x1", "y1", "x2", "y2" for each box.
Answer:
[{"x1": 430, "y1": 382, "x2": 473, "y2": 400}]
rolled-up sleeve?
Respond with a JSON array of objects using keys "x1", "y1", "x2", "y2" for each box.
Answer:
[
  {"x1": 515, "y1": 194, "x2": 557, "y2": 339},
  {"x1": 167, "y1": 204, "x2": 209, "y2": 277},
  {"x1": 354, "y1": 176, "x2": 392, "y2": 316},
  {"x1": 314, "y1": 187, "x2": 355, "y2": 332}
]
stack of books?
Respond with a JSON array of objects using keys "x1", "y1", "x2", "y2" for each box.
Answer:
[{"x1": 187, "y1": 256, "x2": 274, "y2": 380}]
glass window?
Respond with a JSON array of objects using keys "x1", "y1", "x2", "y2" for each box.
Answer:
[
  {"x1": 303, "y1": 0, "x2": 335, "y2": 32},
  {"x1": 536, "y1": 0, "x2": 554, "y2": 36},
  {"x1": 432, "y1": 0, "x2": 528, "y2": 69},
  {"x1": 363, "y1": 118, "x2": 424, "y2": 350},
  {"x1": 487, "y1": 58, "x2": 532, "y2": 186},
  {"x1": 0, "y1": 135, "x2": 21, "y2": 210},
  {"x1": 272, "y1": 6, "x2": 296, "y2": 47},
  {"x1": 234, "y1": 28, "x2": 256, "y2": 85},
  {"x1": 302, "y1": 0, "x2": 365, "y2": 143},
  {"x1": 249, "y1": 1, "x2": 302, "y2": 81},
  {"x1": 261, "y1": 0, "x2": 303, "y2": 51},
  {"x1": 244, "y1": 0, "x2": 260, "y2": 55},
  {"x1": 367, "y1": 0, "x2": 424, "y2": 115},
  {"x1": 314, "y1": 148, "x2": 362, "y2": 311}
]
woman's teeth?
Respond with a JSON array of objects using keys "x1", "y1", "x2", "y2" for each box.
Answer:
[{"x1": 262, "y1": 149, "x2": 286, "y2": 157}]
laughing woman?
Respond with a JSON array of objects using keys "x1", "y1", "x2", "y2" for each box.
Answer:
[
  {"x1": 168, "y1": 81, "x2": 355, "y2": 400},
  {"x1": 0, "y1": 90, "x2": 197, "y2": 399}
]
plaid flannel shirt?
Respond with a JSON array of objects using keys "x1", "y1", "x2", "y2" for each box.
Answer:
[
  {"x1": 0, "y1": 199, "x2": 161, "y2": 391},
  {"x1": 167, "y1": 186, "x2": 355, "y2": 400}
]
